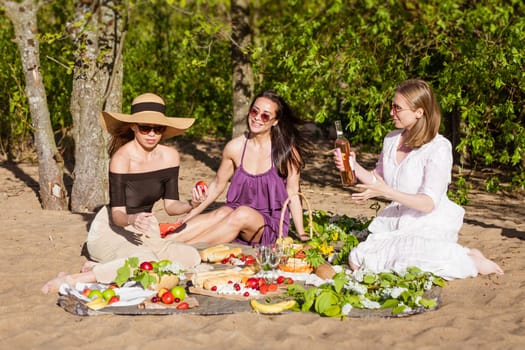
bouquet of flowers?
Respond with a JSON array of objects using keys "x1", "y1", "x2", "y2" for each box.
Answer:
[{"x1": 288, "y1": 209, "x2": 373, "y2": 268}]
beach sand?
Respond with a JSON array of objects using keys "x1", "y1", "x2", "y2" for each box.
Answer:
[{"x1": 1, "y1": 138, "x2": 524, "y2": 349}]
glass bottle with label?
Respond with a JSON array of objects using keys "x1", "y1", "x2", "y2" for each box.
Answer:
[{"x1": 334, "y1": 120, "x2": 356, "y2": 186}]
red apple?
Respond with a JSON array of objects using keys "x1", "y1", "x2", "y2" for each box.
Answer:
[
  {"x1": 108, "y1": 295, "x2": 120, "y2": 305},
  {"x1": 139, "y1": 261, "x2": 153, "y2": 271},
  {"x1": 161, "y1": 291, "x2": 175, "y2": 304},
  {"x1": 195, "y1": 181, "x2": 207, "y2": 192}
]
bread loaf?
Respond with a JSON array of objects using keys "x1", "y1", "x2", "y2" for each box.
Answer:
[{"x1": 199, "y1": 245, "x2": 243, "y2": 262}]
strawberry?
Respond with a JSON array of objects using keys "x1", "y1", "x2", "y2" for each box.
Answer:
[
  {"x1": 176, "y1": 302, "x2": 189, "y2": 310},
  {"x1": 276, "y1": 275, "x2": 285, "y2": 284},
  {"x1": 259, "y1": 284, "x2": 269, "y2": 295},
  {"x1": 268, "y1": 283, "x2": 278, "y2": 292}
]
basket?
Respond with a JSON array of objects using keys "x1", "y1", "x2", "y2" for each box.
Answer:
[
  {"x1": 278, "y1": 192, "x2": 315, "y2": 241},
  {"x1": 277, "y1": 192, "x2": 315, "y2": 273}
]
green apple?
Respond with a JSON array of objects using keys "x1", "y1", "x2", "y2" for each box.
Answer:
[{"x1": 170, "y1": 286, "x2": 186, "y2": 301}]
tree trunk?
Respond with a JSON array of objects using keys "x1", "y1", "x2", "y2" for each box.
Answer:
[
  {"x1": 231, "y1": 0, "x2": 254, "y2": 138},
  {"x1": 68, "y1": 0, "x2": 126, "y2": 213},
  {"x1": 2, "y1": 0, "x2": 68, "y2": 210}
]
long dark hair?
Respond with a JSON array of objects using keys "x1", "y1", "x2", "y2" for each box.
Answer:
[
  {"x1": 108, "y1": 125, "x2": 134, "y2": 157},
  {"x1": 247, "y1": 91, "x2": 310, "y2": 178}
]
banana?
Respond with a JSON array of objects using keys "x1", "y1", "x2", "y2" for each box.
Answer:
[
  {"x1": 85, "y1": 297, "x2": 109, "y2": 310},
  {"x1": 250, "y1": 299, "x2": 296, "y2": 314}
]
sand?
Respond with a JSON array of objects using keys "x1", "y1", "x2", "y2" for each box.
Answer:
[{"x1": 1, "y1": 138, "x2": 524, "y2": 350}]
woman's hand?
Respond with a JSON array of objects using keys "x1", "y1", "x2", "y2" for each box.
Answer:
[
  {"x1": 191, "y1": 183, "x2": 208, "y2": 206},
  {"x1": 128, "y1": 212, "x2": 155, "y2": 233},
  {"x1": 333, "y1": 148, "x2": 343, "y2": 171},
  {"x1": 351, "y1": 171, "x2": 390, "y2": 203},
  {"x1": 333, "y1": 148, "x2": 356, "y2": 172}
]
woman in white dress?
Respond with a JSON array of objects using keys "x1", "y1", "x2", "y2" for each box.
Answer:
[{"x1": 335, "y1": 79, "x2": 503, "y2": 280}]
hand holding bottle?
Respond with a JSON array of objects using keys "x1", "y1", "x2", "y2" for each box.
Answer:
[{"x1": 334, "y1": 120, "x2": 357, "y2": 186}]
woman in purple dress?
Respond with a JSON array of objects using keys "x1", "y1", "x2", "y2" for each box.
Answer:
[{"x1": 172, "y1": 91, "x2": 310, "y2": 245}]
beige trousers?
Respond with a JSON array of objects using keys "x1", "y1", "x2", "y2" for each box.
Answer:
[{"x1": 86, "y1": 207, "x2": 200, "y2": 283}]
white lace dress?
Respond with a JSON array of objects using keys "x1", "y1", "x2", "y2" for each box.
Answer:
[{"x1": 349, "y1": 129, "x2": 478, "y2": 279}]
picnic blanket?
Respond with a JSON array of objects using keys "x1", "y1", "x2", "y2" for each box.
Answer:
[{"x1": 56, "y1": 242, "x2": 442, "y2": 318}]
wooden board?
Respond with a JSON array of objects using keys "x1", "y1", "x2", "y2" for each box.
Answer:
[{"x1": 188, "y1": 286, "x2": 286, "y2": 301}]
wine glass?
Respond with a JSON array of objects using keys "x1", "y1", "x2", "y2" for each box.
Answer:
[
  {"x1": 267, "y1": 244, "x2": 284, "y2": 282},
  {"x1": 254, "y1": 245, "x2": 270, "y2": 272}
]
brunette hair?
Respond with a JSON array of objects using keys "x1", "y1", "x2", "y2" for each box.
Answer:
[
  {"x1": 396, "y1": 79, "x2": 441, "y2": 148},
  {"x1": 247, "y1": 91, "x2": 310, "y2": 178},
  {"x1": 108, "y1": 125, "x2": 134, "y2": 157}
]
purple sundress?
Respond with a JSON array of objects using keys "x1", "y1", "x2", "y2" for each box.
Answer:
[{"x1": 225, "y1": 136, "x2": 290, "y2": 245}]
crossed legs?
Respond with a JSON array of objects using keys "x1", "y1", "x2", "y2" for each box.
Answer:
[{"x1": 171, "y1": 205, "x2": 265, "y2": 244}]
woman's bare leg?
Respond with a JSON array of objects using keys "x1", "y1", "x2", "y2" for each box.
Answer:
[
  {"x1": 468, "y1": 248, "x2": 504, "y2": 275},
  {"x1": 41, "y1": 270, "x2": 97, "y2": 294},
  {"x1": 170, "y1": 206, "x2": 233, "y2": 242},
  {"x1": 80, "y1": 261, "x2": 98, "y2": 273},
  {"x1": 185, "y1": 206, "x2": 265, "y2": 244}
]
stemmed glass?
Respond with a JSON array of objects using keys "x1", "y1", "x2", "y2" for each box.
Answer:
[
  {"x1": 254, "y1": 245, "x2": 270, "y2": 273},
  {"x1": 267, "y1": 244, "x2": 284, "y2": 282}
]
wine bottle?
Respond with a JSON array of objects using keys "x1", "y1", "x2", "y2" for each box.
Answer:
[{"x1": 334, "y1": 120, "x2": 356, "y2": 186}]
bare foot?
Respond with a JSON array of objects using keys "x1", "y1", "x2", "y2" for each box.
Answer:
[
  {"x1": 469, "y1": 248, "x2": 504, "y2": 275},
  {"x1": 80, "y1": 261, "x2": 98, "y2": 273},
  {"x1": 41, "y1": 272, "x2": 71, "y2": 294}
]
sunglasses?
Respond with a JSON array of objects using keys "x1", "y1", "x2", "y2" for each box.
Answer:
[
  {"x1": 137, "y1": 124, "x2": 166, "y2": 135},
  {"x1": 249, "y1": 108, "x2": 274, "y2": 123},
  {"x1": 391, "y1": 103, "x2": 411, "y2": 114}
]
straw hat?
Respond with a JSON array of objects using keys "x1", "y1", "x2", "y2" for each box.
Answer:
[{"x1": 100, "y1": 93, "x2": 194, "y2": 139}]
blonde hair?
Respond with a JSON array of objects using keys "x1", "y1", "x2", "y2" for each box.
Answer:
[{"x1": 396, "y1": 79, "x2": 441, "y2": 148}]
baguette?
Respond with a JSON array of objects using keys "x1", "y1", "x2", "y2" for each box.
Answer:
[
  {"x1": 192, "y1": 269, "x2": 244, "y2": 288},
  {"x1": 203, "y1": 275, "x2": 243, "y2": 290},
  {"x1": 199, "y1": 245, "x2": 229, "y2": 261},
  {"x1": 206, "y1": 247, "x2": 243, "y2": 262}
]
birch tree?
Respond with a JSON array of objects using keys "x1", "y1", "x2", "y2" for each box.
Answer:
[
  {"x1": 1, "y1": 0, "x2": 68, "y2": 210},
  {"x1": 68, "y1": 0, "x2": 126, "y2": 213}
]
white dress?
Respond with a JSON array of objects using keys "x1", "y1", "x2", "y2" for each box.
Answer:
[{"x1": 349, "y1": 129, "x2": 478, "y2": 280}]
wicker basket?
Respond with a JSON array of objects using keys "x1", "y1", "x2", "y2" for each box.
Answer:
[
  {"x1": 277, "y1": 192, "x2": 315, "y2": 273},
  {"x1": 278, "y1": 192, "x2": 314, "y2": 241}
]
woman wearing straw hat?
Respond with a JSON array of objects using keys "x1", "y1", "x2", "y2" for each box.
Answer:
[
  {"x1": 42, "y1": 93, "x2": 202, "y2": 293},
  {"x1": 169, "y1": 90, "x2": 311, "y2": 246}
]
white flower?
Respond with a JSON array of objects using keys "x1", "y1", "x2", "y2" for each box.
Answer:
[
  {"x1": 344, "y1": 280, "x2": 368, "y2": 295},
  {"x1": 341, "y1": 303, "x2": 353, "y2": 315},
  {"x1": 359, "y1": 295, "x2": 381, "y2": 309},
  {"x1": 386, "y1": 286, "x2": 407, "y2": 299},
  {"x1": 423, "y1": 280, "x2": 433, "y2": 291},
  {"x1": 400, "y1": 302, "x2": 413, "y2": 313},
  {"x1": 353, "y1": 269, "x2": 365, "y2": 282}
]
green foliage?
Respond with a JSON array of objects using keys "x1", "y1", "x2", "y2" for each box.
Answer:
[
  {"x1": 1, "y1": 0, "x2": 523, "y2": 194},
  {"x1": 286, "y1": 267, "x2": 445, "y2": 318},
  {"x1": 289, "y1": 209, "x2": 369, "y2": 267}
]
